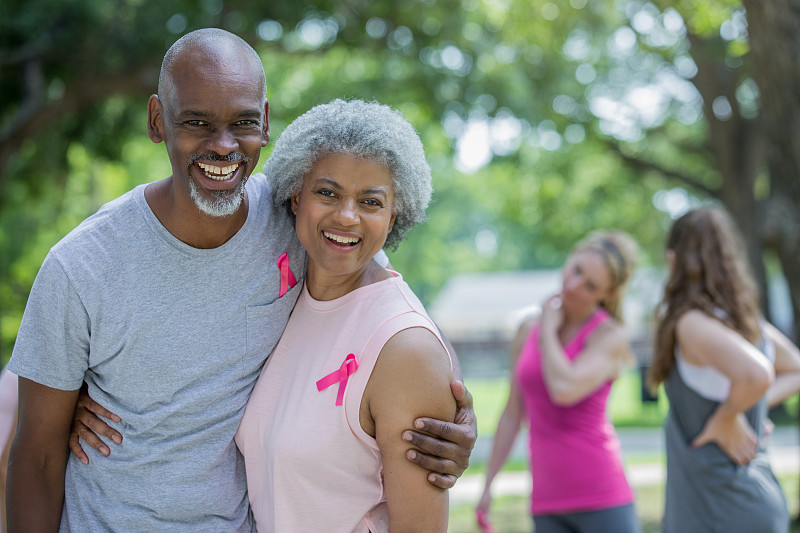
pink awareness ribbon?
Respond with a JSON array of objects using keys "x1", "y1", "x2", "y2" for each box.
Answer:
[
  {"x1": 276, "y1": 252, "x2": 297, "y2": 297},
  {"x1": 316, "y1": 353, "x2": 359, "y2": 406}
]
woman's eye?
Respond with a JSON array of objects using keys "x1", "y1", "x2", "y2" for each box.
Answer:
[{"x1": 317, "y1": 189, "x2": 335, "y2": 197}]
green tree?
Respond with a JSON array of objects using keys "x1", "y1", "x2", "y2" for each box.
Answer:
[{"x1": 2, "y1": 0, "x2": 799, "y2": 364}]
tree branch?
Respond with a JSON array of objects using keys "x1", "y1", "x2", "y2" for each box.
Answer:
[
  {"x1": 603, "y1": 139, "x2": 718, "y2": 197},
  {"x1": 0, "y1": 62, "x2": 159, "y2": 186}
]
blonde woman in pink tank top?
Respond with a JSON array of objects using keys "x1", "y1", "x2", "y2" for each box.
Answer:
[{"x1": 476, "y1": 231, "x2": 641, "y2": 533}]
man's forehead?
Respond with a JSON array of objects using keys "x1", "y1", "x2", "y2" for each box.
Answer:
[
  {"x1": 162, "y1": 57, "x2": 265, "y2": 112},
  {"x1": 164, "y1": 40, "x2": 265, "y2": 94}
]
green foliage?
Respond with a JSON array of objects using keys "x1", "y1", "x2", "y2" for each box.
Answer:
[{"x1": 0, "y1": 0, "x2": 769, "y2": 361}]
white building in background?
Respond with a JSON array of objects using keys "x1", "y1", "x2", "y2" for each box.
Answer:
[
  {"x1": 430, "y1": 266, "x2": 794, "y2": 381},
  {"x1": 428, "y1": 268, "x2": 666, "y2": 380}
]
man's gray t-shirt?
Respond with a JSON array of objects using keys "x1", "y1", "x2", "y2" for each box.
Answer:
[{"x1": 9, "y1": 173, "x2": 306, "y2": 532}]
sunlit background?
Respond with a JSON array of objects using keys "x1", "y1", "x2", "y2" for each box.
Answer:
[{"x1": 1, "y1": 0, "x2": 795, "y2": 381}]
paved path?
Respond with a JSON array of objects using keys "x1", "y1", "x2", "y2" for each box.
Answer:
[{"x1": 451, "y1": 426, "x2": 800, "y2": 505}]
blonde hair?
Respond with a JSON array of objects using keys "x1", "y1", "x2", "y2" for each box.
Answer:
[
  {"x1": 572, "y1": 230, "x2": 638, "y2": 322},
  {"x1": 648, "y1": 206, "x2": 761, "y2": 390}
]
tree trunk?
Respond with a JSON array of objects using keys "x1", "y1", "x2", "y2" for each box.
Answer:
[
  {"x1": 743, "y1": 0, "x2": 800, "y2": 518},
  {"x1": 744, "y1": 0, "x2": 800, "y2": 337},
  {"x1": 687, "y1": 32, "x2": 770, "y2": 314}
]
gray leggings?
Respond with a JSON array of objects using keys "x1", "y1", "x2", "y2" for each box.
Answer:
[{"x1": 533, "y1": 503, "x2": 640, "y2": 533}]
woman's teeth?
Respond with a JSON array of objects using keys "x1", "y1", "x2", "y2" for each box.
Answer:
[{"x1": 324, "y1": 232, "x2": 360, "y2": 245}]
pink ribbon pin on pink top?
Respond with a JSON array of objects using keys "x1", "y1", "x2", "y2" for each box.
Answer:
[
  {"x1": 316, "y1": 353, "x2": 359, "y2": 406},
  {"x1": 276, "y1": 252, "x2": 297, "y2": 298}
]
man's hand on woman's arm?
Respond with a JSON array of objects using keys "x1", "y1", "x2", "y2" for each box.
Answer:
[
  {"x1": 404, "y1": 380, "x2": 476, "y2": 489},
  {"x1": 70, "y1": 377, "x2": 479, "y2": 491}
]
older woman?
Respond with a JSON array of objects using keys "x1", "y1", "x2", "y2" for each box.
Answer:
[
  {"x1": 234, "y1": 99, "x2": 455, "y2": 532},
  {"x1": 648, "y1": 206, "x2": 800, "y2": 533}
]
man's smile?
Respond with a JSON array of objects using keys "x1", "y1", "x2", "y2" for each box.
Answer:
[{"x1": 197, "y1": 162, "x2": 240, "y2": 181}]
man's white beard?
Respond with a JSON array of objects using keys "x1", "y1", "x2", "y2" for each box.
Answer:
[{"x1": 189, "y1": 180, "x2": 245, "y2": 217}]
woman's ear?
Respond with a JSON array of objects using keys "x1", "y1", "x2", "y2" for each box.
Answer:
[
  {"x1": 604, "y1": 287, "x2": 620, "y2": 305},
  {"x1": 291, "y1": 192, "x2": 300, "y2": 215},
  {"x1": 666, "y1": 249, "x2": 676, "y2": 273}
]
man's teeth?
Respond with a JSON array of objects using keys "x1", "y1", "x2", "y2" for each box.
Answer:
[
  {"x1": 198, "y1": 162, "x2": 239, "y2": 181},
  {"x1": 324, "y1": 232, "x2": 360, "y2": 245}
]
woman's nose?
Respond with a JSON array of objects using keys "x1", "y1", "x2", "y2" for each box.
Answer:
[{"x1": 333, "y1": 199, "x2": 359, "y2": 224}]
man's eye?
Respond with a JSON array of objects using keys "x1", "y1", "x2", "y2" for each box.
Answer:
[
  {"x1": 186, "y1": 120, "x2": 206, "y2": 126},
  {"x1": 363, "y1": 199, "x2": 382, "y2": 207},
  {"x1": 235, "y1": 120, "x2": 258, "y2": 126}
]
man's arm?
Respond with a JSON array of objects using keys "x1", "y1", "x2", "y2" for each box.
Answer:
[
  {"x1": 8, "y1": 377, "x2": 79, "y2": 533},
  {"x1": 1, "y1": 410, "x2": 17, "y2": 530}
]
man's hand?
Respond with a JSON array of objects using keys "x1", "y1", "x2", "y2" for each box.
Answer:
[
  {"x1": 69, "y1": 382, "x2": 123, "y2": 464},
  {"x1": 403, "y1": 380, "x2": 476, "y2": 489}
]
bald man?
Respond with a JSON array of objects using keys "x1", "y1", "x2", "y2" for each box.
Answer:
[{"x1": 6, "y1": 29, "x2": 475, "y2": 532}]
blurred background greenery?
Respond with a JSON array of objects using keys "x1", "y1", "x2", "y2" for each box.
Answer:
[
  {"x1": 2, "y1": 0, "x2": 799, "y2": 368},
  {"x1": 3, "y1": 0, "x2": 800, "y2": 528}
]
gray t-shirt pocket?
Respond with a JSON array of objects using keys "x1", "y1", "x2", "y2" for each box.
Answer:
[{"x1": 245, "y1": 282, "x2": 302, "y2": 363}]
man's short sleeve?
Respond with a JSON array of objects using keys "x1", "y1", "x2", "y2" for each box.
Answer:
[{"x1": 8, "y1": 251, "x2": 90, "y2": 391}]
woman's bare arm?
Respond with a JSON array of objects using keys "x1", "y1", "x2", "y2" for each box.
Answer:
[
  {"x1": 678, "y1": 310, "x2": 773, "y2": 464},
  {"x1": 476, "y1": 318, "x2": 531, "y2": 518},
  {"x1": 763, "y1": 322, "x2": 800, "y2": 408},
  {"x1": 538, "y1": 298, "x2": 633, "y2": 406},
  {"x1": 364, "y1": 327, "x2": 456, "y2": 533}
]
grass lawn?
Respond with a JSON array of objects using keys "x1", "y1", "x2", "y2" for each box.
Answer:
[
  {"x1": 465, "y1": 370, "x2": 669, "y2": 439},
  {"x1": 465, "y1": 370, "x2": 798, "y2": 436},
  {"x1": 447, "y1": 473, "x2": 800, "y2": 532},
  {"x1": 455, "y1": 373, "x2": 800, "y2": 531}
]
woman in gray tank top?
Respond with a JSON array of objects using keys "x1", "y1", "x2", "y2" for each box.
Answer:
[{"x1": 647, "y1": 206, "x2": 800, "y2": 533}]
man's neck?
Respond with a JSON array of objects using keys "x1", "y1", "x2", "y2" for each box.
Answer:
[{"x1": 144, "y1": 178, "x2": 249, "y2": 249}]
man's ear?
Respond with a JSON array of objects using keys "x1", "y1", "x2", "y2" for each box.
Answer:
[
  {"x1": 262, "y1": 99, "x2": 271, "y2": 147},
  {"x1": 147, "y1": 94, "x2": 165, "y2": 143}
]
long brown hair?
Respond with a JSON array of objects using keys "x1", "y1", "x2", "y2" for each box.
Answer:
[
  {"x1": 648, "y1": 206, "x2": 761, "y2": 390},
  {"x1": 572, "y1": 230, "x2": 638, "y2": 322}
]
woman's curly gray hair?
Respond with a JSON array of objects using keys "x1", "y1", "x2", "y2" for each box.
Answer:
[{"x1": 264, "y1": 99, "x2": 432, "y2": 250}]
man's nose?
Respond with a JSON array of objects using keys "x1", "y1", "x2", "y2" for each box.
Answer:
[{"x1": 208, "y1": 127, "x2": 238, "y2": 155}]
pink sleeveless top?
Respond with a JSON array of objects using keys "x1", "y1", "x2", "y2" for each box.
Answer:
[
  {"x1": 515, "y1": 308, "x2": 633, "y2": 514},
  {"x1": 234, "y1": 273, "x2": 450, "y2": 532}
]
